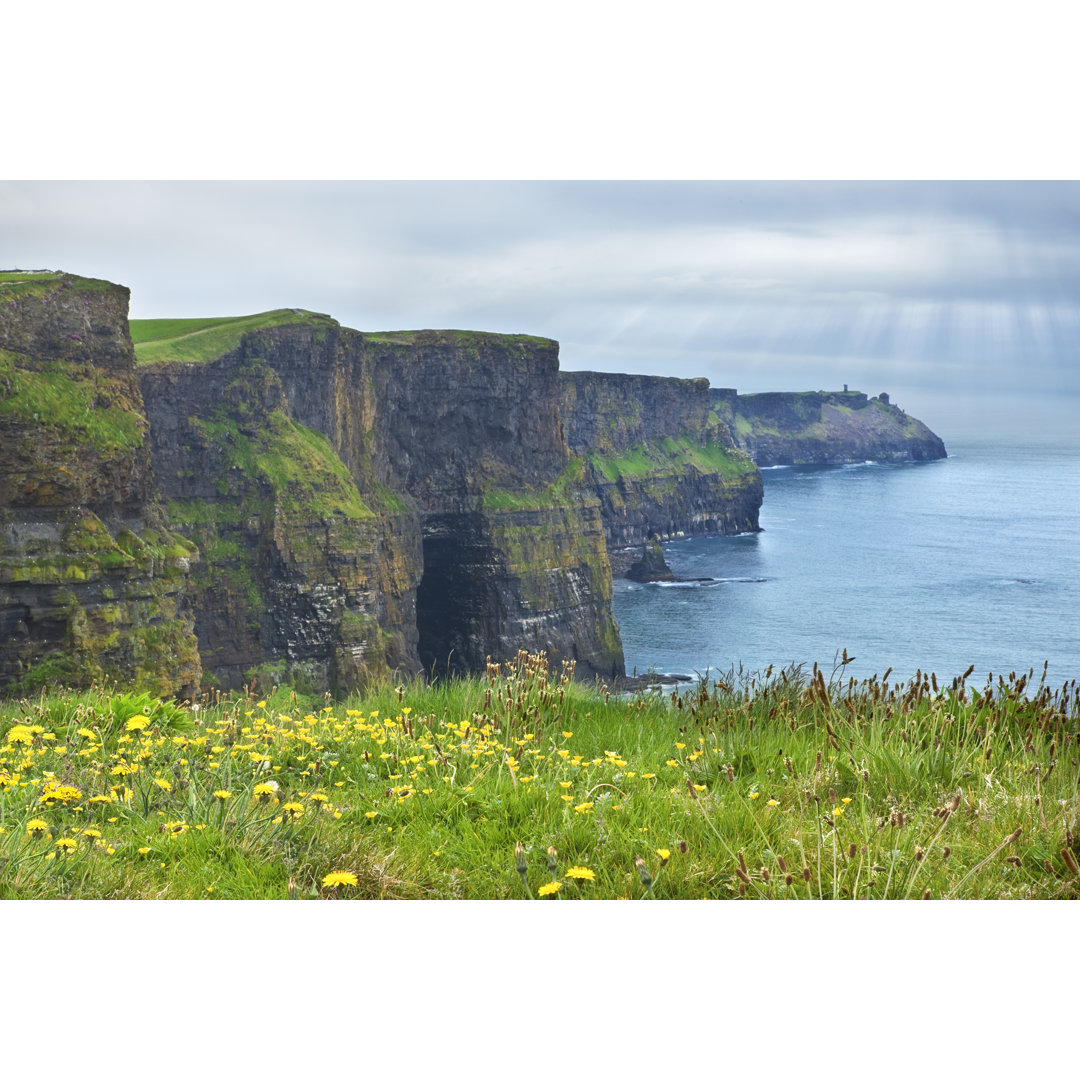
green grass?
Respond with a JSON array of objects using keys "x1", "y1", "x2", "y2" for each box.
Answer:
[
  {"x1": 360, "y1": 329, "x2": 555, "y2": 349},
  {"x1": 587, "y1": 437, "x2": 756, "y2": 484},
  {"x1": 0, "y1": 348, "x2": 143, "y2": 454},
  {"x1": 481, "y1": 456, "x2": 588, "y2": 510},
  {"x1": 194, "y1": 410, "x2": 374, "y2": 521},
  {"x1": 129, "y1": 310, "x2": 335, "y2": 365},
  {"x1": 1, "y1": 652, "x2": 1076, "y2": 900},
  {"x1": 0, "y1": 270, "x2": 62, "y2": 285}
]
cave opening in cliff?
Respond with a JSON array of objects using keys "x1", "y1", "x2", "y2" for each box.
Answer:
[{"x1": 416, "y1": 521, "x2": 498, "y2": 678}]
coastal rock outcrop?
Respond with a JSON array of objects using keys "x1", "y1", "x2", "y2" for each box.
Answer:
[
  {"x1": 0, "y1": 272, "x2": 200, "y2": 696},
  {"x1": 712, "y1": 388, "x2": 947, "y2": 466},
  {"x1": 626, "y1": 538, "x2": 677, "y2": 583}
]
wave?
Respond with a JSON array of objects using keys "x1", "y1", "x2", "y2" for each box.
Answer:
[{"x1": 646, "y1": 576, "x2": 768, "y2": 589}]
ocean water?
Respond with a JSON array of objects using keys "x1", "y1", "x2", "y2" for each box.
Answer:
[{"x1": 613, "y1": 440, "x2": 1080, "y2": 690}]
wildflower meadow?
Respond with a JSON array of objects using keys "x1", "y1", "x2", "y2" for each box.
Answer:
[{"x1": 0, "y1": 651, "x2": 1076, "y2": 899}]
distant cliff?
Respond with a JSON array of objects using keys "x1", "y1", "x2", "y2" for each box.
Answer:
[
  {"x1": 560, "y1": 372, "x2": 761, "y2": 549},
  {"x1": 711, "y1": 388, "x2": 947, "y2": 466}
]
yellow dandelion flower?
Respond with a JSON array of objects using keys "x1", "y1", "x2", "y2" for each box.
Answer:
[
  {"x1": 832, "y1": 806, "x2": 844, "y2": 817},
  {"x1": 124, "y1": 715, "x2": 150, "y2": 732},
  {"x1": 364, "y1": 810, "x2": 378, "y2": 819},
  {"x1": 538, "y1": 881, "x2": 562, "y2": 897},
  {"x1": 561, "y1": 731, "x2": 573, "y2": 739},
  {"x1": 138, "y1": 847, "x2": 150, "y2": 854},
  {"x1": 26, "y1": 818, "x2": 49, "y2": 837},
  {"x1": 566, "y1": 866, "x2": 595, "y2": 882},
  {"x1": 154, "y1": 777, "x2": 172, "y2": 791},
  {"x1": 308, "y1": 792, "x2": 329, "y2": 803},
  {"x1": 322, "y1": 870, "x2": 359, "y2": 888},
  {"x1": 842, "y1": 797, "x2": 852, "y2": 805},
  {"x1": 693, "y1": 784, "x2": 706, "y2": 792},
  {"x1": 82, "y1": 828, "x2": 102, "y2": 839},
  {"x1": 55, "y1": 837, "x2": 77, "y2": 853},
  {"x1": 666, "y1": 759, "x2": 680, "y2": 768},
  {"x1": 643, "y1": 772, "x2": 655, "y2": 780},
  {"x1": 213, "y1": 789, "x2": 232, "y2": 801},
  {"x1": 40, "y1": 783, "x2": 81, "y2": 804},
  {"x1": 656, "y1": 848, "x2": 671, "y2": 862},
  {"x1": 767, "y1": 798, "x2": 780, "y2": 807},
  {"x1": 675, "y1": 742, "x2": 686, "y2": 749},
  {"x1": 749, "y1": 791, "x2": 761, "y2": 800},
  {"x1": 573, "y1": 802, "x2": 594, "y2": 814},
  {"x1": 281, "y1": 802, "x2": 304, "y2": 818},
  {"x1": 559, "y1": 781, "x2": 573, "y2": 788}
]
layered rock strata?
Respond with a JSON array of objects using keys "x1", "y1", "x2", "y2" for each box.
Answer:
[
  {"x1": 138, "y1": 321, "x2": 623, "y2": 687},
  {"x1": 0, "y1": 272, "x2": 200, "y2": 696},
  {"x1": 559, "y1": 371, "x2": 762, "y2": 548}
]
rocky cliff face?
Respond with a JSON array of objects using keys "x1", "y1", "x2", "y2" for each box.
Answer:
[
  {"x1": 138, "y1": 346, "x2": 412, "y2": 694},
  {"x1": 355, "y1": 332, "x2": 622, "y2": 681},
  {"x1": 137, "y1": 320, "x2": 623, "y2": 687},
  {"x1": 560, "y1": 372, "x2": 762, "y2": 550},
  {"x1": 713, "y1": 388, "x2": 947, "y2": 466},
  {"x1": 0, "y1": 272, "x2": 200, "y2": 696}
]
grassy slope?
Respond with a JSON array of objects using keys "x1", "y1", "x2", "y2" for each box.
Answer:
[
  {"x1": 1, "y1": 653, "x2": 1076, "y2": 900},
  {"x1": 0, "y1": 349, "x2": 143, "y2": 454},
  {"x1": 587, "y1": 437, "x2": 757, "y2": 484},
  {"x1": 130, "y1": 310, "x2": 334, "y2": 364}
]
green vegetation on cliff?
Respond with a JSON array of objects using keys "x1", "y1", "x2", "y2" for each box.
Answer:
[
  {"x1": 362, "y1": 328, "x2": 555, "y2": 350},
  {"x1": 481, "y1": 456, "x2": 588, "y2": 511},
  {"x1": 587, "y1": 437, "x2": 756, "y2": 484},
  {"x1": 0, "y1": 349, "x2": 142, "y2": 457},
  {"x1": 194, "y1": 409, "x2": 374, "y2": 523},
  {"x1": 130, "y1": 310, "x2": 336, "y2": 365},
  {"x1": 0, "y1": 270, "x2": 114, "y2": 301}
]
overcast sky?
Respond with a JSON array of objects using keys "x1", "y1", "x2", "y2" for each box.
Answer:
[{"x1": 3, "y1": 180, "x2": 1077, "y2": 444}]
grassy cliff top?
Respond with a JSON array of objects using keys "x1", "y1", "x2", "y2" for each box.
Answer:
[
  {"x1": 0, "y1": 270, "x2": 118, "y2": 300},
  {"x1": 0, "y1": 270, "x2": 63, "y2": 285},
  {"x1": 130, "y1": 309, "x2": 337, "y2": 365},
  {"x1": 360, "y1": 328, "x2": 556, "y2": 349}
]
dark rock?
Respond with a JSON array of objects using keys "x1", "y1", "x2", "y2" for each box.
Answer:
[
  {"x1": 0, "y1": 273, "x2": 200, "y2": 697},
  {"x1": 560, "y1": 371, "x2": 763, "y2": 548},
  {"x1": 626, "y1": 538, "x2": 677, "y2": 582}
]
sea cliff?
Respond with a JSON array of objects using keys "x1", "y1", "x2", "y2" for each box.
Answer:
[
  {"x1": 712, "y1": 388, "x2": 947, "y2": 466},
  {"x1": 560, "y1": 372, "x2": 761, "y2": 550},
  {"x1": 136, "y1": 316, "x2": 624, "y2": 688},
  {"x1": 2, "y1": 270, "x2": 947, "y2": 698},
  {"x1": 0, "y1": 272, "x2": 200, "y2": 697}
]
